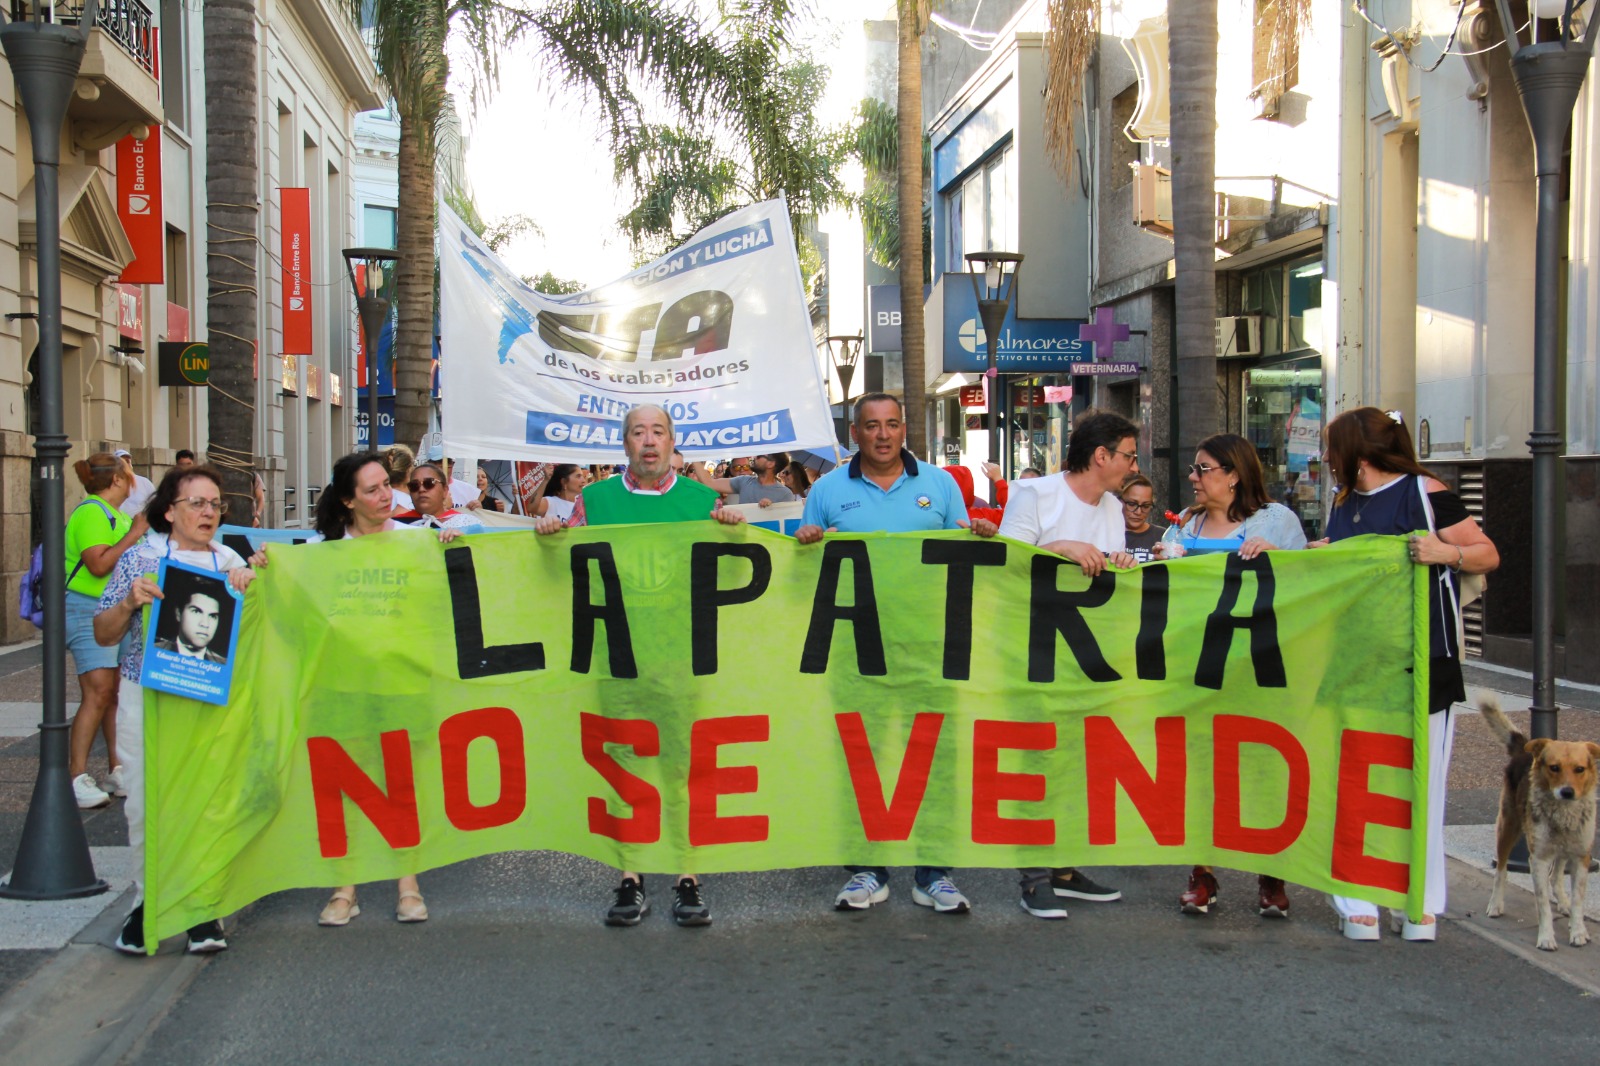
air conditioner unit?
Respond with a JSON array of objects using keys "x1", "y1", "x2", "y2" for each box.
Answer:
[
  {"x1": 1216, "y1": 315, "x2": 1262, "y2": 357},
  {"x1": 1131, "y1": 163, "x2": 1173, "y2": 235}
]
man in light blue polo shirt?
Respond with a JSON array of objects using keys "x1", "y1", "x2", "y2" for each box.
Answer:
[{"x1": 797, "y1": 392, "x2": 997, "y2": 916}]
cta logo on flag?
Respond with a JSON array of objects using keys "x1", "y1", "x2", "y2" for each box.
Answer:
[{"x1": 280, "y1": 189, "x2": 312, "y2": 355}]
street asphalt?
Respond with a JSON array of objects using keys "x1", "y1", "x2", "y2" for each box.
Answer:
[{"x1": 1, "y1": 641, "x2": 1599, "y2": 1062}]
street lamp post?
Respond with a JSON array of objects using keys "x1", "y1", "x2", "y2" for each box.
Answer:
[
  {"x1": 0, "y1": 0, "x2": 109, "y2": 900},
  {"x1": 964, "y1": 252, "x2": 1023, "y2": 490},
  {"x1": 1491, "y1": 1, "x2": 1599, "y2": 741},
  {"x1": 824, "y1": 333, "x2": 862, "y2": 432},
  {"x1": 341, "y1": 248, "x2": 399, "y2": 454}
]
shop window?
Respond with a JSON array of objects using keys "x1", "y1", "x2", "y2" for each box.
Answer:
[
  {"x1": 364, "y1": 204, "x2": 398, "y2": 249},
  {"x1": 943, "y1": 144, "x2": 1015, "y2": 269},
  {"x1": 1285, "y1": 256, "x2": 1322, "y2": 351},
  {"x1": 164, "y1": 227, "x2": 188, "y2": 307},
  {"x1": 1240, "y1": 267, "x2": 1283, "y2": 357},
  {"x1": 1245, "y1": 358, "x2": 1322, "y2": 539}
]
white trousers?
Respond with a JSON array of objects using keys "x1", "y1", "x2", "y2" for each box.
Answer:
[
  {"x1": 114, "y1": 674, "x2": 146, "y2": 901},
  {"x1": 1331, "y1": 704, "x2": 1455, "y2": 920}
]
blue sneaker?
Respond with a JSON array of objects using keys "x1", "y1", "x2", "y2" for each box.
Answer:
[
  {"x1": 912, "y1": 876, "x2": 971, "y2": 914},
  {"x1": 834, "y1": 872, "x2": 889, "y2": 910}
]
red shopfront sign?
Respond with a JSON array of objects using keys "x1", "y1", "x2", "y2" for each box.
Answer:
[
  {"x1": 1010, "y1": 386, "x2": 1047, "y2": 407},
  {"x1": 117, "y1": 284, "x2": 141, "y2": 339},
  {"x1": 166, "y1": 303, "x2": 189, "y2": 343},
  {"x1": 280, "y1": 188, "x2": 312, "y2": 354},
  {"x1": 958, "y1": 383, "x2": 986, "y2": 408},
  {"x1": 115, "y1": 134, "x2": 163, "y2": 284}
]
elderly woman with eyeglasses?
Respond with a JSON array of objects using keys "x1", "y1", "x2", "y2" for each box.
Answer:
[
  {"x1": 1158, "y1": 434, "x2": 1307, "y2": 920},
  {"x1": 95, "y1": 464, "x2": 256, "y2": 956}
]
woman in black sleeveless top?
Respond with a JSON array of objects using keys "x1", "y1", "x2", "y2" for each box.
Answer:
[{"x1": 1316, "y1": 408, "x2": 1498, "y2": 943}]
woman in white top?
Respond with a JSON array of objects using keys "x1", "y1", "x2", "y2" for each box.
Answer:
[
  {"x1": 95, "y1": 464, "x2": 256, "y2": 955},
  {"x1": 534, "y1": 463, "x2": 587, "y2": 525},
  {"x1": 302, "y1": 452, "x2": 463, "y2": 926}
]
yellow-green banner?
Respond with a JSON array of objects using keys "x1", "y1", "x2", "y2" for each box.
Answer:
[{"x1": 145, "y1": 526, "x2": 1430, "y2": 945}]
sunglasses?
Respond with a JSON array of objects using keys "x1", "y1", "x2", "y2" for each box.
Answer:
[{"x1": 407, "y1": 477, "x2": 442, "y2": 493}]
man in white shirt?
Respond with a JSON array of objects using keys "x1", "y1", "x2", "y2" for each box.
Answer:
[
  {"x1": 998, "y1": 410, "x2": 1141, "y2": 919},
  {"x1": 114, "y1": 450, "x2": 156, "y2": 517}
]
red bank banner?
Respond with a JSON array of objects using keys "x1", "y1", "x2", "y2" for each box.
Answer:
[
  {"x1": 116, "y1": 134, "x2": 163, "y2": 284},
  {"x1": 280, "y1": 188, "x2": 312, "y2": 355}
]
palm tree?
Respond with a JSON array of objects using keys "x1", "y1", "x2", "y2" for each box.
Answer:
[
  {"x1": 204, "y1": 0, "x2": 260, "y2": 518},
  {"x1": 612, "y1": 53, "x2": 855, "y2": 263},
  {"x1": 1168, "y1": 0, "x2": 1219, "y2": 466},
  {"x1": 897, "y1": 0, "x2": 930, "y2": 457},
  {"x1": 348, "y1": 0, "x2": 760, "y2": 450}
]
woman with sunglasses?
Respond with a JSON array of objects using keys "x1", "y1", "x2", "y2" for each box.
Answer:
[
  {"x1": 1163, "y1": 434, "x2": 1307, "y2": 920},
  {"x1": 395, "y1": 462, "x2": 482, "y2": 533},
  {"x1": 1315, "y1": 408, "x2": 1497, "y2": 942},
  {"x1": 94, "y1": 465, "x2": 255, "y2": 955},
  {"x1": 1118, "y1": 474, "x2": 1163, "y2": 563}
]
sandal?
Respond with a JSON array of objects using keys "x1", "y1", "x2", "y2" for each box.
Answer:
[
  {"x1": 318, "y1": 891, "x2": 360, "y2": 926},
  {"x1": 1339, "y1": 914, "x2": 1380, "y2": 941},
  {"x1": 1390, "y1": 911, "x2": 1437, "y2": 941},
  {"x1": 396, "y1": 891, "x2": 429, "y2": 923}
]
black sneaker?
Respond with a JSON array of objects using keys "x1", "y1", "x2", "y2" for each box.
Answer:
[
  {"x1": 114, "y1": 904, "x2": 145, "y2": 956},
  {"x1": 671, "y1": 878, "x2": 712, "y2": 927},
  {"x1": 1051, "y1": 869, "x2": 1122, "y2": 901},
  {"x1": 1019, "y1": 883, "x2": 1068, "y2": 920},
  {"x1": 186, "y1": 919, "x2": 228, "y2": 954},
  {"x1": 605, "y1": 877, "x2": 649, "y2": 926}
]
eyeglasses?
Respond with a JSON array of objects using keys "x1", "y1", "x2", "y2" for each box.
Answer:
[
  {"x1": 1189, "y1": 463, "x2": 1232, "y2": 477},
  {"x1": 178, "y1": 497, "x2": 227, "y2": 515},
  {"x1": 1109, "y1": 448, "x2": 1139, "y2": 463},
  {"x1": 407, "y1": 477, "x2": 442, "y2": 493},
  {"x1": 1122, "y1": 500, "x2": 1154, "y2": 512}
]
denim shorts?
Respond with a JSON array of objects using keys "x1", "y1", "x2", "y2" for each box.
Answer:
[{"x1": 65, "y1": 590, "x2": 123, "y2": 674}]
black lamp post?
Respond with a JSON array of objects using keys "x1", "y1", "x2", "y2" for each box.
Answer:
[
  {"x1": 1490, "y1": 0, "x2": 1598, "y2": 742},
  {"x1": 0, "y1": 0, "x2": 108, "y2": 900},
  {"x1": 341, "y1": 248, "x2": 399, "y2": 454},
  {"x1": 826, "y1": 333, "x2": 862, "y2": 399},
  {"x1": 964, "y1": 252, "x2": 1023, "y2": 487},
  {"x1": 822, "y1": 334, "x2": 862, "y2": 445}
]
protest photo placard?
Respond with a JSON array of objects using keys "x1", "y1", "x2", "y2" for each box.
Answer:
[{"x1": 139, "y1": 558, "x2": 242, "y2": 706}]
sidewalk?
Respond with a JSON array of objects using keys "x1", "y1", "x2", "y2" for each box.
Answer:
[{"x1": 0, "y1": 640, "x2": 131, "y2": 1001}]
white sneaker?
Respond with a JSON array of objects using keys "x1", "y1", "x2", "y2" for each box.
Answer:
[
  {"x1": 834, "y1": 872, "x2": 889, "y2": 910},
  {"x1": 103, "y1": 766, "x2": 127, "y2": 798},
  {"x1": 912, "y1": 876, "x2": 972, "y2": 914},
  {"x1": 73, "y1": 772, "x2": 110, "y2": 809}
]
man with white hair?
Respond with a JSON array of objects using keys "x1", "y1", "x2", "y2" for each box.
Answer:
[{"x1": 535, "y1": 403, "x2": 745, "y2": 927}]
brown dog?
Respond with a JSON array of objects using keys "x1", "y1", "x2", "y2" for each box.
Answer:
[{"x1": 1481, "y1": 695, "x2": 1600, "y2": 951}]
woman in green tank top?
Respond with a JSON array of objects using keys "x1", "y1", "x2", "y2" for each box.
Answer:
[{"x1": 64, "y1": 452, "x2": 149, "y2": 808}]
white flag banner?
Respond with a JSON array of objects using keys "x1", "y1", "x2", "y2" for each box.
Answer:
[{"x1": 439, "y1": 199, "x2": 837, "y2": 462}]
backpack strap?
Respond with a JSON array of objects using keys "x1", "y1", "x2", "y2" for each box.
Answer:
[{"x1": 66, "y1": 498, "x2": 120, "y2": 590}]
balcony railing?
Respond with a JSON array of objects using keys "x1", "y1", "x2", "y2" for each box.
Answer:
[{"x1": 8, "y1": 0, "x2": 157, "y2": 78}]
